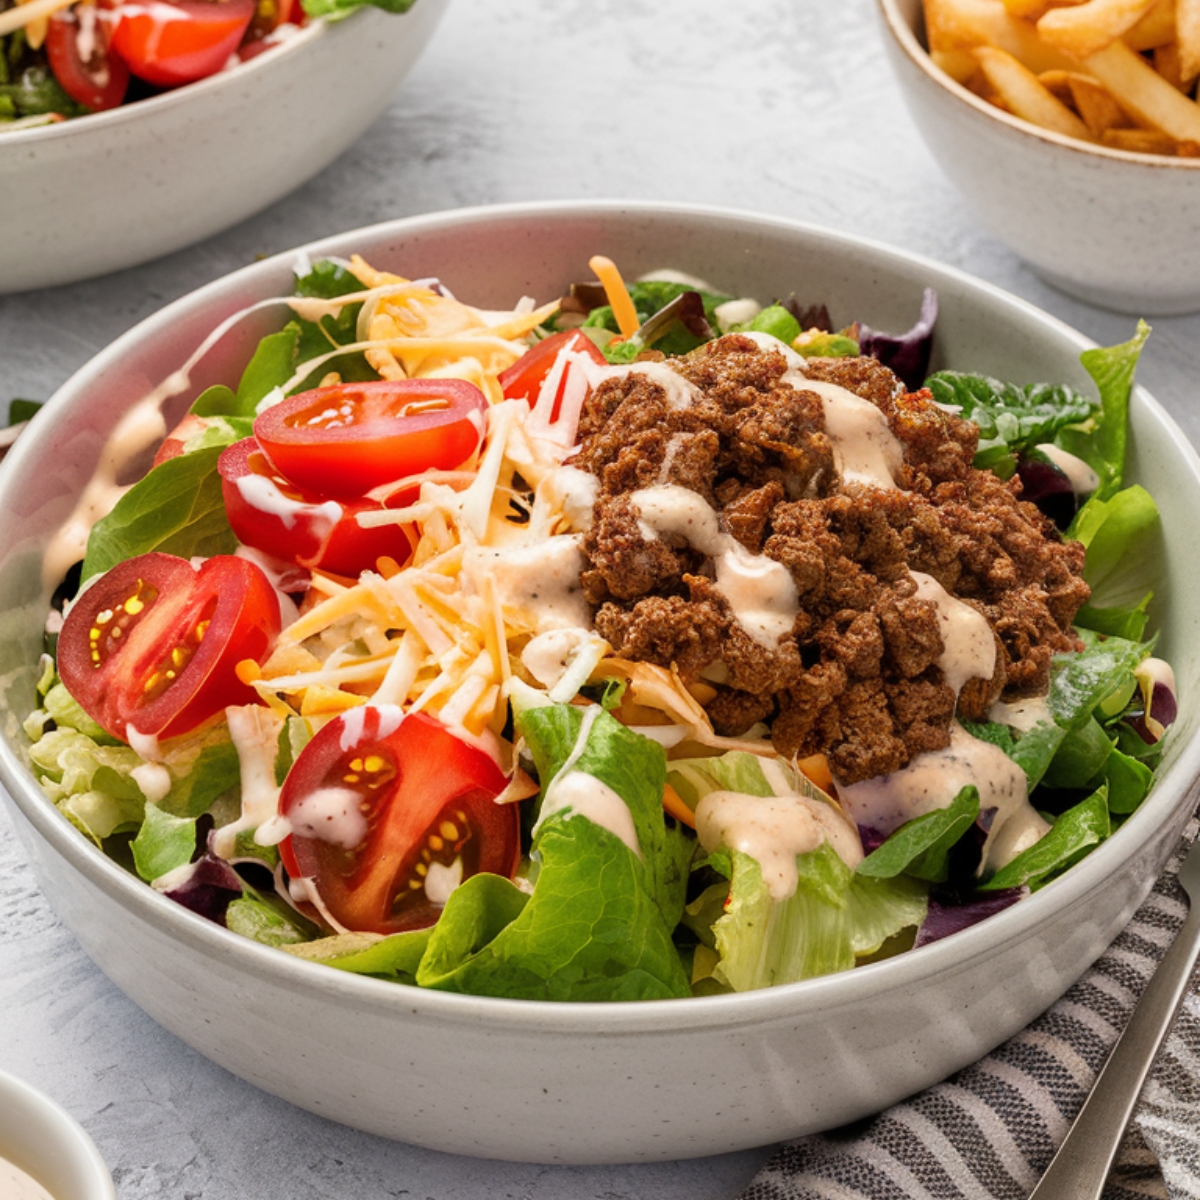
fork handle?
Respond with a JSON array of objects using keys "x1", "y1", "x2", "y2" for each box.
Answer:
[{"x1": 1028, "y1": 902, "x2": 1200, "y2": 1200}]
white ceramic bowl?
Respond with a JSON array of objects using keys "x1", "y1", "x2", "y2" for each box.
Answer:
[
  {"x1": 877, "y1": 0, "x2": 1200, "y2": 316},
  {"x1": 0, "y1": 0, "x2": 449, "y2": 295},
  {"x1": 0, "y1": 1068, "x2": 114, "y2": 1200},
  {"x1": 1, "y1": 202, "x2": 1198, "y2": 1165}
]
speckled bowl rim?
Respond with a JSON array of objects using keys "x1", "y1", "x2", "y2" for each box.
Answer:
[
  {"x1": 876, "y1": 0, "x2": 1200, "y2": 171},
  {"x1": 0, "y1": 10, "x2": 345, "y2": 146},
  {"x1": 2, "y1": 199, "x2": 1199, "y2": 1038}
]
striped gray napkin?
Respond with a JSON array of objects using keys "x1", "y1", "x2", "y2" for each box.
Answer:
[{"x1": 740, "y1": 811, "x2": 1200, "y2": 1200}]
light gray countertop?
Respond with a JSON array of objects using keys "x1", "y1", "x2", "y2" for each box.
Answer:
[{"x1": 2, "y1": 1, "x2": 1198, "y2": 1197}]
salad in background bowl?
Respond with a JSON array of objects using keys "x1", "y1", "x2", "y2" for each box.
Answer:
[
  {"x1": 1, "y1": 202, "x2": 1197, "y2": 1163},
  {"x1": 0, "y1": 0, "x2": 449, "y2": 293}
]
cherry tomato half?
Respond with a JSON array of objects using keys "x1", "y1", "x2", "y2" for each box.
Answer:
[
  {"x1": 218, "y1": 438, "x2": 418, "y2": 577},
  {"x1": 46, "y1": 4, "x2": 129, "y2": 111},
  {"x1": 498, "y1": 330, "x2": 606, "y2": 422},
  {"x1": 58, "y1": 552, "x2": 281, "y2": 743},
  {"x1": 110, "y1": 0, "x2": 255, "y2": 87},
  {"x1": 278, "y1": 707, "x2": 519, "y2": 934},
  {"x1": 253, "y1": 379, "x2": 488, "y2": 498}
]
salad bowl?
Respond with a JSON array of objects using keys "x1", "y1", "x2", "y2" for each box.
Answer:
[
  {"x1": 0, "y1": 0, "x2": 449, "y2": 295},
  {"x1": 1, "y1": 201, "x2": 1199, "y2": 1164}
]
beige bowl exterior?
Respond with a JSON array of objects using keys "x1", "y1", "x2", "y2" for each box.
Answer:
[
  {"x1": 0, "y1": 0, "x2": 448, "y2": 295},
  {"x1": 1, "y1": 203, "x2": 1199, "y2": 1164},
  {"x1": 877, "y1": 0, "x2": 1200, "y2": 315}
]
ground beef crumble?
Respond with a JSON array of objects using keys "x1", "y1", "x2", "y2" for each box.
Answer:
[{"x1": 574, "y1": 334, "x2": 1089, "y2": 785}]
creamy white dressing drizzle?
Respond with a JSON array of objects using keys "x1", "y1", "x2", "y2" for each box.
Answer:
[
  {"x1": 424, "y1": 857, "x2": 464, "y2": 905},
  {"x1": 630, "y1": 484, "x2": 799, "y2": 648},
  {"x1": 987, "y1": 695, "x2": 1052, "y2": 734},
  {"x1": 521, "y1": 628, "x2": 606, "y2": 692},
  {"x1": 43, "y1": 294, "x2": 317, "y2": 587},
  {"x1": 214, "y1": 705, "x2": 286, "y2": 857},
  {"x1": 462, "y1": 535, "x2": 592, "y2": 631},
  {"x1": 531, "y1": 704, "x2": 642, "y2": 856},
  {"x1": 1035, "y1": 443, "x2": 1100, "y2": 495},
  {"x1": 1135, "y1": 656, "x2": 1176, "y2": 739},
  {"x1": 835, "y1": 722, "x2": 1050, "y2": 873},
  {"x1": 909, "y1": 571, "x2": 996, "y2": 696},
  {"x1": 130, "y1": 761, "x2": 172, "y2": 804},
  {"x1": 798, "y1": 376, "x2": 903, "y2": 489},
  {"x1": 585, "y1": 358, "x2": 704, "y2": 413},
  {"x1": 695, "y1": 790, "x2": 863, "y2": 901},
  {"x1": 235, "y1": 472, "x2": 342, "y2": 533},
  {"x1": 538, "y1": 465, "x2": 598, "y2": 532},
  {"x1": 338, "y1": 703, "x2": 404, "y2": 752},
  {"x1": 125, "y1": 725, "x2": 162, "y2": 763},
  {"x1": 541, "y1": 770, "x2": 643, "y2": 859},
  {"x1": 284, "y1": 785, "x2": 369, "y2": 849},
  {"x1": 713, "y1": 298, "x2": 762, "y2": 331}
]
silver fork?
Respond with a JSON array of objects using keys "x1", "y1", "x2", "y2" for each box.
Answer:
[{"x1": 1028, "y1": 834, "x2": 1200, "y2": 1200}]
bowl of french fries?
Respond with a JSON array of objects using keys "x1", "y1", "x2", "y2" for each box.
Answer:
[{"x1": 878, "y1": 0, "x2": 1200, "y2": 314}]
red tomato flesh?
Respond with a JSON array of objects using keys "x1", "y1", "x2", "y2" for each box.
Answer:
[
  {"x1": 253, "y1": 379, "x2": 488, "y2": 498},
  {"x1": 57, "y1": 552, "x2": 281, "y2": 742},
  {"x1": 278, "y1": 707, "x2": 519, "y2": 934},
  {"x1": 46, "y1": 4, "x2": 129, "y2": 111},
  {"x1": 110, "y1": 0, "x2": 255, "y2": 87},
  {"x1": 218, "y1": 438, "x2": 418, "y2": 577},
  {"x1": 498, "y1": 330, "x2": 606, "y2": 421}
]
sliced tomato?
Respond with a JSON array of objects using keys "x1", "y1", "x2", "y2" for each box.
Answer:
[
  {"x1": 46, "y1": 4, "x2": 129, "y2": 111},
  {"x1": 498, "y1": 330, "x2": 606, "y2": 421},
  {"x1": 253, "y1": 379, "x2": 488, "y2": 498},
  {"x1": 278, "y1": 707, "x2": 519, "y2": 934},
  {"x1": 110, "y1": 0, "x2": 256, "y2": 87},
  {"x1": 218, "y1": 438, "x2": 418, "y2": 577},
  {"x1": 57, "y1": 552, "x2": 281, "y2": 742}
]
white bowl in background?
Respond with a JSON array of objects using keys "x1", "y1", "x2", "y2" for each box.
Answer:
[
  {"x1": 0, "y1": 1068, "x2": 114, "y2": 1200},
  {"x1": 876, "y1": 0, "x2": 1200, "y2": 316},
  {"x1": 0, "y1": 0, "x2": 449, "y2": 295},
  {"x1": 1, "y1": 202, "x2": 1198, "y2": 1164}
]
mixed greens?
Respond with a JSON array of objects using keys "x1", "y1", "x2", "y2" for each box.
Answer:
[{"x1": 23, "y1": 257, "x2": 1177, "y2": 1002}]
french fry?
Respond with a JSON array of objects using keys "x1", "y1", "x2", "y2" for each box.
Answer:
[
  {"x1": 1084, "y1": 37, "x2": 1200, "y2": 138},
  {"x1": 926, "y1": 0, "x2": 1076, "y2": 69},
  {"x1": 923, "y1": 0, "x2": 1200, "y2": 155},
  {"x1": 1101, "y1": 126, "x2": 1181, "y2": 149},
  {"x1": 1037, "y1": 0, "x2": 1159, "y2": 58},
  {"x1": 932, "y1": 46, "x2": 984, "y2": 82},
  {"x1": 999, "y1": 0, "x2": 1056, "y2": 17},
  {"x1": 1068, "y1": 71, "x2": 1131, "y2": 128},
  {"x1": 1123, "y1": 0, "x2": 1177, "y2": 48},
  {"x1": 973, "y1": 44, "x2": 1098, "y2": 136},
  {"x1": 1177, "y1": 0, "x2": 1200, "y2": 81},
  {"x1": 1152, "y1": 41, "x2": 1196, "y2": 91}
]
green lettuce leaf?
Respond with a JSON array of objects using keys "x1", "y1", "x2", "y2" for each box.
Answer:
[
  {"x1": 705, "y1": 843, "x2": 927, "y2": 991},
  {"x1": 131, "y1": 803, "x2": 197, "y2": 882},
  {"x1": 856, "y1": 786, "x2": 980, "y2": 884},
  {"x1": 191, "y1": 326, "x2": 301, "y2": 418},
  {"x1": 290, "y1": 260, "x2": 381, "y2": 389},
  {"x1": 300, "y1": 0, "x2": 415, "y2": 20},
  {"x1": 966, "y1": 632, "x2": 1150, "y2": 791},
  {"x1": 666, "y1": 749, "x2": 803, "y2": 813},
  {"x1": 1057, "y1": 321, "x2": 1149, "y2": 501},
  {"x1": 1069, "y1": 485, "x2": 1161, "y2": 636},
  {"x1": 983, "y1": 786, "x2": 1110, "y2": 892},
  {"x1": 81, "y1": 444, "x2": 237, "y2": 580},
  {"x1": 924, "y1": 370, "x2": 1098, "y2": 479}
]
